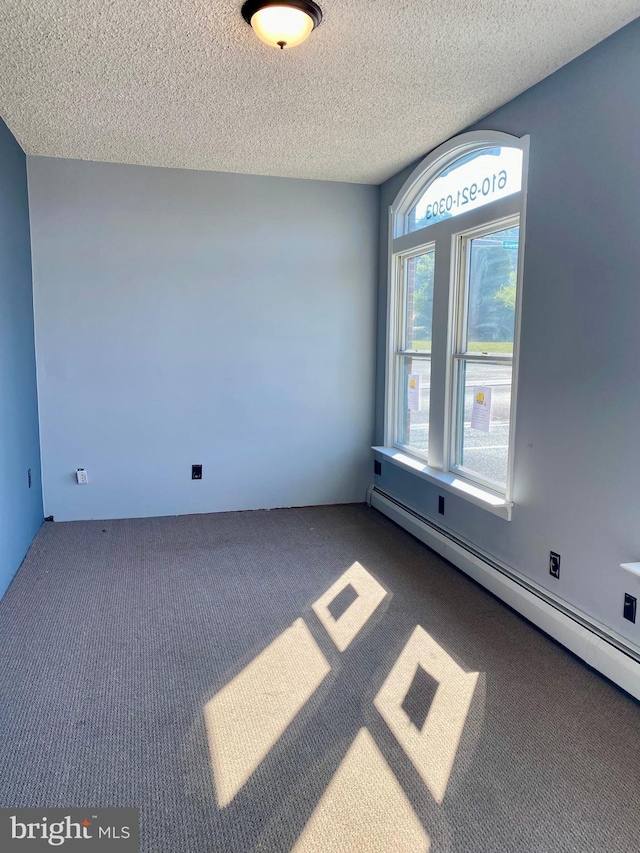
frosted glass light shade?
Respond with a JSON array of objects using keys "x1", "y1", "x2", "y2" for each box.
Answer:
[
  {"x1": 251, "y1": 6, "x2": 314, "y2": 49},
  {"x1": 241, "y1": 1, "x2": 323, "y2": 50}
]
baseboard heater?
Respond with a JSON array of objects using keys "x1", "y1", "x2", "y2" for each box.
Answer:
[{"x1": 368, "y1": 485, "x2": 640, "y2": 702}]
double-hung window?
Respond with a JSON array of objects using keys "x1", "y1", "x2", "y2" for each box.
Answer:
[{"x1": 381, "y1": 132, "x2": 528, "y2": 518}]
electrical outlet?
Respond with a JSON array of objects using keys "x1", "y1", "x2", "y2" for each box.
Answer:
[
  {"x1": 549, "y1": 551, "x2": 561, "y2": 578},
  {"x1": 438, "y1": 495, "x2": 445, "y2": 515},
  {"x1": 623, "y1": 593, "x2": 637, "y2": 623},
  {"x1": 76, "y1": 468, "x2": 88, "y2": 485},
  {"x1": 192, "y1": 464, "x2": 202, "y2": 480}
]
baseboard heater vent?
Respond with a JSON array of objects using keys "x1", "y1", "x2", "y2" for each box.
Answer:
[{"x1": 368, "y1": 485, "x2": 640, "y2": 701}]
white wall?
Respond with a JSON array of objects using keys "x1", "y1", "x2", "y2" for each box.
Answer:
[{"x1": 28, "y1": 158, "x2": 378, "y2": 521}]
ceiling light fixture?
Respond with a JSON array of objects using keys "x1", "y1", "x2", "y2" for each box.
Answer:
[{"x1": 241, "y1": 1, "x2": 323, "y2": 50}]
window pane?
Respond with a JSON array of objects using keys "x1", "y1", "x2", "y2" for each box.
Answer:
[
  {"x1": 464, "y1": 225, "x2": 519, "y2": 355},
  {"x1": 405, "y1": 251, "x2": 434, "y2": 352},
  {"x1": 407, "y1": 147, "x2": 522, "y2": 232},
  {"x1": 454, "y1": 360, "x2": 512, "y2": 489},
  {"x1": 398, "y1": 357, "x2": 431, "y2": 454}
]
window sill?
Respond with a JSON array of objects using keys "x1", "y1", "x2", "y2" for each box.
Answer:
[{"x1": 372, "y1": 446, "x2": 513, "y2": 521}]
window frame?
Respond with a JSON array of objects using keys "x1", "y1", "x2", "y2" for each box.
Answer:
[
  {"x1": 449, "y1": 213, "x2": 520, "y2": 494},
  {"x1": 382, "y1": 131, "x2": 529, "y2": 514},
  {"x1": 393, "y1": 242, "x2": 435, "y2": 461}
]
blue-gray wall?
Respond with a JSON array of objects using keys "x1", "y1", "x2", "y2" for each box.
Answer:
[
  {"x1": 375, "y1": 18, "x2": 640, "y2": 645},
  {"x1": 0, "y1": 117, "x2": 43, "y2": 598},
  {"x1": 27, "y1": 158, "x2": 378, "y2": 521}
]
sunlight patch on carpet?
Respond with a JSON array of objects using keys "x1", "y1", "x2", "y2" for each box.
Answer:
[
  {"x1": 204, "y1": 618, "x2": 331, "y2": 807},
  {"x1": 374, "y1": 625, "x2": 478, "y2": 804},
  {"x1": 312, "y1": 562, "x2": 387, "y2": 652},
  {"x1": 292, "y1": 728, "x2": 429, "y2": 852}
]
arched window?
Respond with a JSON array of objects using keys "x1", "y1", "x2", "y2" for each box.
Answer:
[{"x1": 381, "y1": 131, "x2": 528, "y2": 514}]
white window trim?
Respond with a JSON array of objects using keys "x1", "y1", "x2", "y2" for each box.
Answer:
[
  {"x1": 372, "y1": 446, "x2": 512, "y2": 520},
  {"x1": 381, "y1": 131, "x2": 530, "y2": 519}
]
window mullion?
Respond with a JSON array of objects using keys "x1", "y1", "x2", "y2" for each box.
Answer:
[{"x1": 425, "y1": 232, "x2": 452, "y2": 470}]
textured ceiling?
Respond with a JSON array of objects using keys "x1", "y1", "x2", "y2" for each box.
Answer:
[{"x1": 1, "y1": 1, "x2": 639, "y2": 184}]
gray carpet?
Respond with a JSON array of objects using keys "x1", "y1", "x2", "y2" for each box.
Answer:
[{"x1": 0, "y1": 504, "x2": 638, "y2": 851}]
